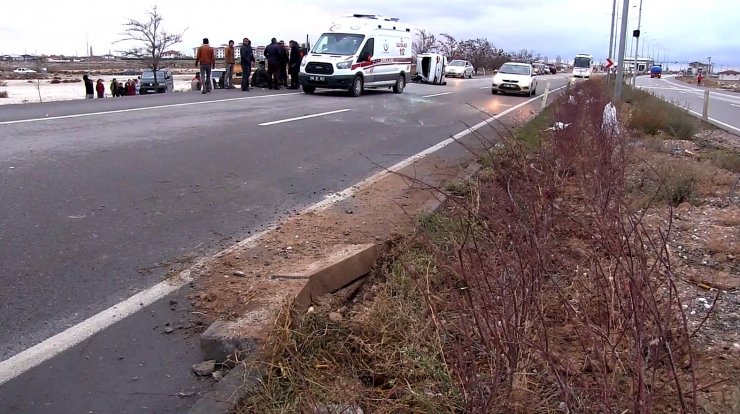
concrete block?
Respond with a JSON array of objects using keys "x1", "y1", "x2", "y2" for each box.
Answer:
[
  {"x1": 188, "y1": 363, "x2": 265, "y2": 414},
  {"x1": 200, "y1": 320, "x2": 258, "y2": 363},
  {"x1": 293, "y1": 243, "x2": 383, "y2": 307}
]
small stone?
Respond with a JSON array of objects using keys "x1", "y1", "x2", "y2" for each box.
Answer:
[
  {"x1": 233, "y1": 271, "x2": 246, "y2": 277},
  {"x1": 307, "y1": 306, "x2": 315, "y2": 314},
  {"x1": 329, "y1": 312, "x2": 343, "y2": 322},
  {"x1": 178, "y1": 391, "x2": 195, "y2": 398},
  {"x1": 286, "y1": 246, "x2": 293, "y2": 251},
  {"x1": 192, "y1": 360, "x2": 217, "y2": 376},
  {"x1": 164, "y1": 327, "x2": 174, "y2": 334},
  {"x1": 212, "y1": 371, "x2": 224, "y2": 381},
  {"x1": 345, "y1": 209, "x2": 353, "y2": 214}
]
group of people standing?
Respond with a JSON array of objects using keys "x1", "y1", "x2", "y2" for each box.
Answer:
[
  {"x1": 83, "y1": 74, "x2": 139, "y2": 98},
  {"x1": 196, "y1": 37, "x2": 307, "y2": 93}
]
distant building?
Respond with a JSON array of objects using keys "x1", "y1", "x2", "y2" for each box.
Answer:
[
  {"x1": 622, "y1": 57, "x2": 654, "y2": 74},
  {"x1": 191, "y1": 45, "x2": 267, "y2": 63},
  {"x1": 687, "y1": 61, "x2": 711, "y2": 75},
  {"x1": 161, "y1": 50, "x2": 184, "y2": 59},
  {"x1": 718, "y1": 70, "x2": 740, "y2": 81}
]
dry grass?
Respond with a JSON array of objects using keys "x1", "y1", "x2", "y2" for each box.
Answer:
[
  {"x1": 0, "y1": 90, "x2": 7, "y2": 98},
  {"x1": 238, "y1": 244, "x2": 462, "y2": 414},
  {"x1": 237, "y1": 80, "x2": 703, "y2": 413},
  {"x1": 623, "y1": 86, "x2": 699, "y2": 140}
]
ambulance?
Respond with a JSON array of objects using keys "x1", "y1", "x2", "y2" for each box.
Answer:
[{"x1": 299, "y1": 14, "x2": 413, "y2": 97}]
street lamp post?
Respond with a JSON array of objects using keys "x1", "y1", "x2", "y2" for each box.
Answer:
[{"x1": 631, "y1": 0, "x2": 644, "y2": 86}]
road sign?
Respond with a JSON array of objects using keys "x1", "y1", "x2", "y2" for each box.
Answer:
[{"x1": 604, "y1": 58, "x2": 614, "y2": 69}]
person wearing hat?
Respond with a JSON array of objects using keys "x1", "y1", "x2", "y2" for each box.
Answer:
[{"x1": 239, "y1": 37, "x2": 256, "y2": 91}]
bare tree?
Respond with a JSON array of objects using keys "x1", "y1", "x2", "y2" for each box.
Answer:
[
  {"x1": 117, "y1": 6, "x2": 185, "y2": 87},
  {"x1": 412, "y1": 29, "x2": 439, "y2": 56},
  {"x1": 438, "y1": 33, "x2": 458, "y2": 60}
]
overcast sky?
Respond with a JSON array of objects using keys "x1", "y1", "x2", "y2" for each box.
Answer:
[{"x1": 1, "y1": 0, "x2": 738, "y2": 69}]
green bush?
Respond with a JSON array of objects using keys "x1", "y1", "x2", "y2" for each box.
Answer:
[{"x1": 625, "y1": 87, "x2": 698, "y2": 139}]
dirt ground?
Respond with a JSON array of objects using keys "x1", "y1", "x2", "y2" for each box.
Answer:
[
  {"x1": 675, "y1": 76, "x2": 740, "y2": 92},
  {"x1": 187, "y1": 153, "x2": 470, "y2": 324},
  {"x1": 637, "y1": 129, "x2": 740, "y2": 412}
]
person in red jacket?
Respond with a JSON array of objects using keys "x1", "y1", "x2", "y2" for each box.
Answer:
[
  {"x1": 127, "y1": 79, "x2": 136, "y2": 96},
  {"x1": 95, "y1": 79, "x2": 105, "y2": 98}
]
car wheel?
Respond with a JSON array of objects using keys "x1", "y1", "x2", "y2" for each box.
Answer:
[
  {"x1": 349, "y1": 76, "x2": 363, "y2": 97},
  {"x1": 303, "y1": 85, "x2": 316, "y2": 94},
  {"x1": 492, "y1": 89, "x2": 497, "y2": 95},
  {"x1": 392, "y1": 75, "x2": 405, "y2": 94}
]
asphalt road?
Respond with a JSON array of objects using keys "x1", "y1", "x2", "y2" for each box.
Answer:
[
  {"x1": 0, "y1": 73, "x2": 571, "y2": 413},
  {"x1": 635, "y1": 75, "x2": 740, "y2": 135}
]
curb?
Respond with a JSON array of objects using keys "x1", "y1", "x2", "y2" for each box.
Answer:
[{"x1": 186, "y1": 162, "x2": 483, "y2": 414}]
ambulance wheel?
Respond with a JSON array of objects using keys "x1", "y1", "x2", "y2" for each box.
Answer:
[
  {"x1": 349, "y1": 76, "x2": 363, "y2": 97},
  {"x1": 303, "y1": 85, "x2": 316, "y2": 94},
  {"x1": 392, "y1": 75, "x2": 405, "y2": 94}
]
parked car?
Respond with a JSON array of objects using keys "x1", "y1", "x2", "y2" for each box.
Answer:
[
  {"x1": 13, "y1": 67, "x2": 37, "y2": 74},
  {"x1": 211, "y1": 69, "x2": 226, "y2": 89},
  {"x1": 445, "y1": 60, "x2": 474, "y2": 78},
  {"x1": 491, "y1": 62, "x2": 538, "y2": 96},
  {"x1": 139, "y1": 69, "x2": 174, "y2": 93}
]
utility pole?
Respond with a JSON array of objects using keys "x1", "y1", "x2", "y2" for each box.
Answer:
[
  {"x1": 608, "y1": 0, "x2": 617, "y2": 61},
  {"x1": 615, "y1": 0, "x2": 630, "y2": 99},
  {"x1": 631, "y1": 0, "x2": 644, "y2": 87},
  {"x1": 607, "y1": 0, "x2": 617, "y2": 84}
]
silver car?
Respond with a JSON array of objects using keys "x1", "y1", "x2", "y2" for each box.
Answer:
[{"x1": 445, "y1": 60, "x2": 474, "y2": 78}]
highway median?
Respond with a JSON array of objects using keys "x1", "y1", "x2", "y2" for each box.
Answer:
[{"x1": 226, "y1": 79, "x2": 739, "y2": 413}]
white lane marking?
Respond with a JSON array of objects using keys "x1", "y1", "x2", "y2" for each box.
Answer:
[
  {"x1": 480, "y1": 86, "x2": 491, "y2": 90},
  {"x1": 0, "y1": 84, "x2": 565, "y2": 386},
  {"x1": 258, "y1": 109, "x2": 352, "y2": 126},
  {"x1": 422, "y1": 92, "x2": 453, "y2": 98},
  {"x1": 0, "y1": 93, "x2": 303, "y2": 126},
  {"x1": 686, "y1": 109, "x2": 740, "y2": 134}
]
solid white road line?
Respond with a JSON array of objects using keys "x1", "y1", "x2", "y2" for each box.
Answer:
[
  {"x1": 0, "y1": 93, "x2": 303, "y2": 126},
  {"x1": 422, "y1": 92, "x2": 453, "y2": 98},
  {"x1": 686, "y1": 109, "x2": 740, "y2": 135},
  {"x1": 0, "y1": 84, "x2": 565, "y2": 386},
  {"x1": 258, "y1": 109, "x2": 352, "y2": 126}
]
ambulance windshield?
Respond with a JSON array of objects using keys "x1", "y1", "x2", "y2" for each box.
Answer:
[{"x1": 312, "y1": 33, "x2": 365, "y2": 55}]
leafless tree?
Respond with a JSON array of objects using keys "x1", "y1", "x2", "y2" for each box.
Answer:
[
  {"x1": 438, "y1": 33, "x2": 458, "y2": 60},
  {"x1": 412, "y1": 29, "x2": 439, "y2": 56},
  {"x1": 116, "y1": 6, "x2": 185, "y2": 86}
]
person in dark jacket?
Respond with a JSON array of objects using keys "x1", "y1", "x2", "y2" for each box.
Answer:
[
  {"x1": 110, "y1": 78, "x2": 118, "y2": 97},
  {"x1": 239, "y1": 38, "x2": 256, "y2": 91},
  {"x1": 288, "y1": 40, "x2": 301, "y2": 89},
  {"x1": 264, "y1": 38, "x2": 281, "y2": 90},
  {"x1": 83, "y1": 74, "x2": 94, "y2": 99},
  {"x1": 278, "y1": 40, "x2": 289, "y2": 87},
  {"x1": 251, "y1": 61, "x2": 269, "y2": 88}
]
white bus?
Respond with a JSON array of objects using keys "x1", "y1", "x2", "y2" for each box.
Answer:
[{"x1": 572, "y1": 54, "x2": 593, "y2": 78}]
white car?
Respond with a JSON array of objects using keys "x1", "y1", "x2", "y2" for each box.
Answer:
[
  {"x1": 445, "y1": 60, "x2": 474, "y2": 78},
  {"x1": 491, "y1": 62, "x2": 538, "y2": 96},
  {"x1": 13, "y1": 67, "x2": 37, "y2": 74}
]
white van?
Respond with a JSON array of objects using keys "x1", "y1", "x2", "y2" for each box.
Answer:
[{"x1": 299, "y1": 14, "x2": 412, "y2": 97}]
